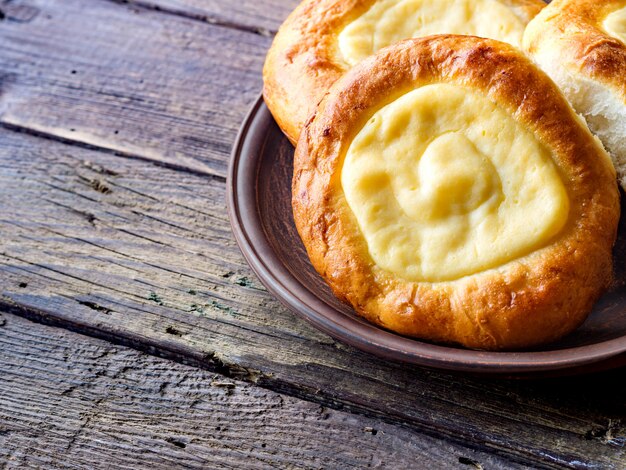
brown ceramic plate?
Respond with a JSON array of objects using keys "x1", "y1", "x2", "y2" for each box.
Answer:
[{"x1": 228, "y1": 95, "x2": 626, "y2": 375}]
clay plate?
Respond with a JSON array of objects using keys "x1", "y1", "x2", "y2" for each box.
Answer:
[{"x1": 228, "y1": 95, "x2": 626, "y2": 375}]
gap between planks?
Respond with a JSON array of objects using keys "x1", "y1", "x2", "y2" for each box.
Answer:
[
  {"x1": 0, "y1": 122, "x2": 227, "y2": 182},
  {"x1": 105, "y1": 0, "x2": 277, "y2": 37}
]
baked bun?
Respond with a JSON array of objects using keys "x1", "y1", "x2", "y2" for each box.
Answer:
[
  {"x1": 264, "y1": 0, "x2": 545, "y2": 144},
  {"x1": 292, "y1": 36, "x2": 620, "y2": 350},
  {"x1": 523, "y1": 0, "x2": 626, "y2": 189}
]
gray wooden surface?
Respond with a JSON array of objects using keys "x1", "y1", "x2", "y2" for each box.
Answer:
[
  {"x1": 0, "y1": 0, "x2": 625, "y2": 468},
  {"x1": 0, "y1": 311, "x2": 527, "y2": 469}
]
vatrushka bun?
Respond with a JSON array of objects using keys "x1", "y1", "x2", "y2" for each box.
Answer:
[
  {"x1": 264, "y1": 0, "x2": 545, "y2": 144},
  {"x1": 292, "y1": 36, "x2": 620, "y2": 350},
  {"x1": 524, "y1": 0, "x2": 626, "y2": 189}
]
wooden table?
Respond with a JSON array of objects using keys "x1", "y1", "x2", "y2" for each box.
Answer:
[{"x1": 0, "y1": 0, "x2": 624, "y2": 468}]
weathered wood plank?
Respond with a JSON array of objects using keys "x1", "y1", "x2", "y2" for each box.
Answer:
[
  {"x1": 0, "y1": 0, "x2": 273, "y2": 178},
  {"x1": 1, "y1": 128, "x2": 625, "y2": 469},
  {"x1": 1, "y1": 310, "x2": 526, "y2": 469}
]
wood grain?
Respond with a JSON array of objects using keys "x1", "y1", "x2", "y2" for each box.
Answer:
[
  {"x1": 1, "y1": 127, "x2": 625, "y2": 469},
  {"x1": 1, "y1": 311, "x2": 527, "y2": 469},
  {"x1": 0, "y1": 0, "x2": 273, "y2": 178},
  {"x1": 1, "y1": 0, "x2": 624, "y2": 468},
  {"x1": 111, "y1": 0, "x2": 300, "y2": 34}
]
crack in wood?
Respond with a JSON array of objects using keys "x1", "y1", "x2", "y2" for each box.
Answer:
[
  {"x1": 105, "y1": 0, "x2": 276, "y2": 37},
  {"x1": 76, "y1": 300, "x2": 113, "y2": 315},
  {"x1": 42, "y1": 198, "x2": 98, "y2": 226},
  {"x1": 0, "y1": 122, "x2": 226, "y2": 182},
  {"x1": 459, "y1": 456, "x2": 484, "y2": 469},
  {"x1": 80, "y1": 160, "x2": 120, "y2": 177},
  {"x1": 76, "y1": 174, "x2": 112, "y2": 194}
]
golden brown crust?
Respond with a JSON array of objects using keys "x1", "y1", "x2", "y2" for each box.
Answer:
[
  {"x1": 263, "y1": 0, "x2": 546, "y2": 144},
  {"x1": 523, "y1": 0, "x2": 626, "y2": 101},
  {"x1": 292, "y1": 36, "x2": 620, "y2": 350}
]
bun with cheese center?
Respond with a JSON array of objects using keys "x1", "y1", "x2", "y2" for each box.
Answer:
[
  {"x1": 264, "y1": 0, "x2": 545, "y2": 144},
  {"x1": 292, "y1": 36, "x2": 620, "y2": 350},
  {"x1": 523, "y1": 0, "x2": 626, "y2": 189}
]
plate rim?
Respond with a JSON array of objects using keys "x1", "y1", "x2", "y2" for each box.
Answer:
[{"x1": 227, "y1": 94, "x2": 626, "y2": 374}]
